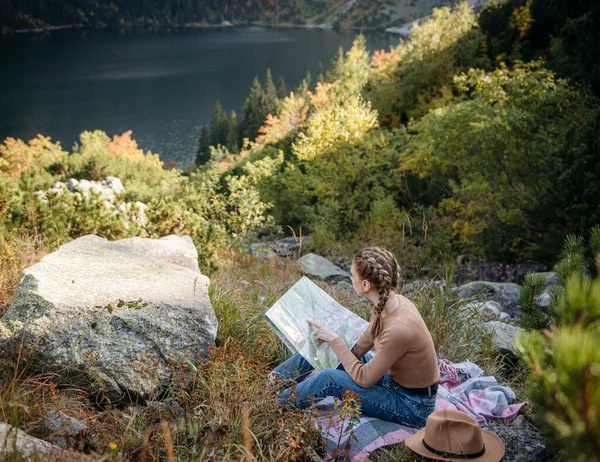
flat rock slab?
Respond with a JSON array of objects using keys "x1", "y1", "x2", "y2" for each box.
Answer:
[
  {"x1": 117, "y1": 235, "x2": 200, "y2": 272},
  {"x1": 297, "y1": 253, "x2": 350, "y2": 282},
  {"x1": 0, "y1": 235, "x2": 216, "y2": 403}
]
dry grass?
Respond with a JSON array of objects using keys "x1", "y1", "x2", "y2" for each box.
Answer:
[
  {"x1": 0, "y1": 248, "x2": 326, "y2": 461},
  {"x1": 210, "y1": 249, "x2": 371, "y2": 365},
  {"x1": 0, "y1": 245, "x2": 529, "y2": 461},
  {"x1": 0, "y1": 235, "x2": 49, "y2": 317}
]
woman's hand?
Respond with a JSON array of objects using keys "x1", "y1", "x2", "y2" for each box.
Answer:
[{"x1": 308, "y1": 320, "x2": 341, "y2": 344}]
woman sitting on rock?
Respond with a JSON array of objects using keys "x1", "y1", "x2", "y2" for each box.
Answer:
[{"x1": 270, "y1": 247, "x2": 439, "y2": 427}]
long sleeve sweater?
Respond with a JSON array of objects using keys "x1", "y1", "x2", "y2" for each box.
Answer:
[{"x1": 329, "y1": 296, "x2": 440, "y2": 389}]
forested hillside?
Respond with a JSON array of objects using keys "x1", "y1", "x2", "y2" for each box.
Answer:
[
  {"x1": 1, "y1": 0, "x2": 465, "y2": 32},
  {"x1": 0, "y1": 0, "x2": 333, "y2": 31}
]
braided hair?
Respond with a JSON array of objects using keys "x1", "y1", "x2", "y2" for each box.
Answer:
[{"x1": 353, "y1": 247, "x2": 400, "y2": 339}]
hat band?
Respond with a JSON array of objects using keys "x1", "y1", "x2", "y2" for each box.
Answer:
[{"x1": 422, "y1": 439, "x2": 486, "y2": 459}]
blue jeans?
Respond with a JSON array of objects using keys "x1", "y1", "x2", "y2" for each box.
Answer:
[{"x1": 273, "y1": 352, "x2": 436, "y2": 428}]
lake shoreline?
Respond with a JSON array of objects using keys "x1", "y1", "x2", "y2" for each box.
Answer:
[{"x1": 5, "y1": 20, "x2": 399, "y2": 37}]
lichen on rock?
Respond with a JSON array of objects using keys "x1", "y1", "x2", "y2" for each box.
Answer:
[{"x1": 0, "y1": 234, "x2": 216, "y2": 404}]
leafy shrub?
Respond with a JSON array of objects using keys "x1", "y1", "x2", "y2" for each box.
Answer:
[
  {"x1": 61, "y1": 130, "x2": 181, "y2": 203},
  {"x1": 292, "y1": 94, "x2": 378, "y2": 162},
  {"x1": 0, "y1": 130, "x2": 276, "y2": 272},
  {"x1": 403, "y1": 61, "x2": 599, "y2": 261},
  {"x1": 0, "y1": 135, "x2": 67, "y2": 179}
]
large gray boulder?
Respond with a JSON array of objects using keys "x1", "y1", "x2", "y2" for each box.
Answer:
[
  {"x1": 117, "y1": 235, "x2": 201, "y2": 272},
  {"x1": 456, "y1": 281, "x2": 521, "y2": 317},
  {"x1": 481, "y1": 321, "x2": 524, "y2": 356},
  {"x1": 297, "y1": 253, "x2": 350, "y2": 282},
  {"x1": 0, "y1": 235, "x2": 216, "y2": 403}
]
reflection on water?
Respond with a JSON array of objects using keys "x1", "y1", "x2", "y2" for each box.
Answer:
[{"x1": 0, "y1": 27, "x2": 396, "y2": 166}]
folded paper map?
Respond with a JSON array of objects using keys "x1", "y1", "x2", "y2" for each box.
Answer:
[{"x1": 265, "y1": 276, "x2": 369, "y2": 370}]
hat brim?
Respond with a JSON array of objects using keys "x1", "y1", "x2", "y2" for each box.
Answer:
[{"x1": 405, "y1": 427, "x2": 505, "y2": 462}]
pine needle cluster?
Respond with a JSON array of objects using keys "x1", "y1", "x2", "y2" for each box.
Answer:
[{"x1": 516, "y1": 225, "x2": 600, "y2": 460}]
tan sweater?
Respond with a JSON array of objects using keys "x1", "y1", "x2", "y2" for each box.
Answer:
[{"x1": 330, "y1": 295, "x2": 440, "y2": 389}]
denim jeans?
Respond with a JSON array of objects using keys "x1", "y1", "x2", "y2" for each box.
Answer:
[{"x1": 273, "y1": 352, "x2": 436, "y2": 428}]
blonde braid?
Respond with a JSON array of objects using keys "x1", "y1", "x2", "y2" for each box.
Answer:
[
  {"x1": 373, "y1": 247, "x2": 400, "y2": 288},
  {"x1": 353, "y1": 248, "x2": 399, "y2": 339}
]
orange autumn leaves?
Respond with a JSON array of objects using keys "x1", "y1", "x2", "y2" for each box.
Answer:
[
  {"x1": 0, "y1": 130, "x2": 161, "y2": 179},
  {"x1": 107, "y1": 130, "x2": 147, "y2": 162},
  {"x1": 0, "y1": 134, "x2": 67, "y2": 178}
]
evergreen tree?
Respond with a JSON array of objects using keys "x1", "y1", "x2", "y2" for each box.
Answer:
[
  {"x1": 226, "y1": 110, "x2": 239, "y2": 153},
  {"x1": 519, "y1": 226, "x2": 600, "y2": 330},
  {"x1": 209, "y1": 101, "x2": 230, "y2": 147},
  {"x1": 518, "y1": 273, "x2": 553, "y2": 330},
  {"x1": 316, "y1": 61, "x2": 325, "y2": 83},
  {"x1": 263, "y1": 68, "x2": 281, "y2": 116},
  {"x1": 516, "y1": 226, "x2": 600, "y2": 459},
  {"x1": 325, "y1": 47, "x2": 345, "y2": 82},
  {"x1": 239, "y1": 77, "x2": 268, "y2": 143},
  {"x1": 276, "y1": 76, "x2": 287, "y2": 100},
  {"x1": 195, "y1": 122, "x2": 210, "y2": 166},
  {"x1": 294, "y1": 71, "x2": 312, "y2": 98}
]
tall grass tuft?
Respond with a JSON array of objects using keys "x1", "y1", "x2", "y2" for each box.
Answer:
[{"x1": 0, "y1": 235, "x2": 48, "y2": 317}]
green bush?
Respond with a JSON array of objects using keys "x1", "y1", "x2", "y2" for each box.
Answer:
[
  {"x1": 0, "y1": 131, "x2": 275, "y2": 273},
  {"x1": 402, "y1": 61, "x2": 599, "y2": 261},
  {"x1": 516, "y1": 259, "x2": 600, "y2": 460}
]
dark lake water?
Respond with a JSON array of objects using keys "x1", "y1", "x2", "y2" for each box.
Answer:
[{"x1": 0, "y1": 27, "x2": 396, "y2": 167}]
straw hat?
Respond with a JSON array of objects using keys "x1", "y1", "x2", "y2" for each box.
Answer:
[{"x1": 405, "y1": 410, "x2": 505, "y2": 461}]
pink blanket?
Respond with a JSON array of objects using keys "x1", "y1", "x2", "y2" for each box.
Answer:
[{"x1": 314, "y1": 358, "x2": 526, "y2": 461}]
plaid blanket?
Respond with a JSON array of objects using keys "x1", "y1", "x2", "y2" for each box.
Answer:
[{"x1": 313, "y1": 358, "x2": 526, "y2": 461}]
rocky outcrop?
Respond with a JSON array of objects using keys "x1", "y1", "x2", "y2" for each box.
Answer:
[
  {"x1": 34, "y1": 176, "x2": 147, "y2": 227},
  {"x1": 0, "y1": 235, "x2": 216, "y2": 404},
  {"x1": 455, "y1": 281, "x2": 521, "y2": 318},
  {"x1": 297, "y1": 253, "x2": 350, "y2": 283},
  {"x1": 454, "y1": 262, "x2": 547, "y2": 284},
  {"x1": 481, "y1": 321, "x2": 524, "y2": 356},
  {"x1": 273, "y1": 236, "x2": 312, "y2": 259},
  {"x1": 487, "y1": 415, "x2": 548, "y2": 461},
  {"x1": 35, "y1": 176, "x2": 124, "y2": 204}
]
